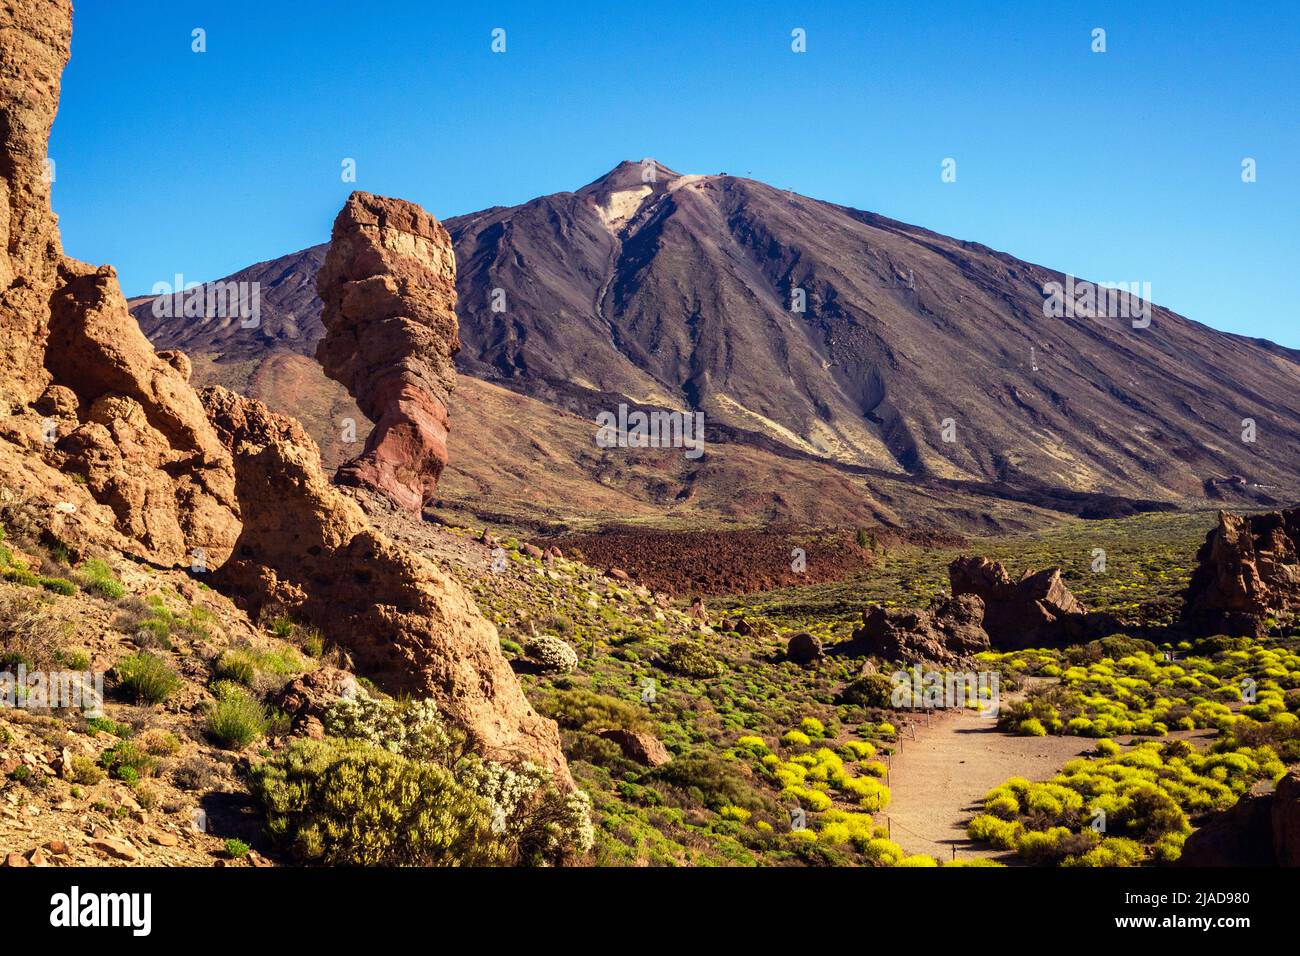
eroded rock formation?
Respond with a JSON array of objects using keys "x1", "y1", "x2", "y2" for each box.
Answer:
[
  {"x1": 847, "y1": 594, "x2": 990, "y2": 665},
  {"x1": 201, "y1": 386, "x2": 569, "y2": 781},
  {"x1": 0, "y1": 0, "x2": 569, "y2": 785},
  {"x1": 316, "y1": 192, "x2": 459, "y2": 512},
  {"x1": 1180, "y1": 509, "x2": 1300, "y2": 637},
  {"x1": 949, "y1": 555, "x2": 1113, "y2": 649},
  {"x1": 0, "y1": 0, "x2": 238, "y2": 568}
]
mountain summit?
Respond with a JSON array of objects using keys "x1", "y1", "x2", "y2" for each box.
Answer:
[{"x1": 133, "y1": 161, "x2": 1300, "y2": 525}]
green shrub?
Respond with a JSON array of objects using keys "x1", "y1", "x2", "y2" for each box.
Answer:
[
  {"x1": 839, "y1": 673, "x2": 895, "y2": 708},
  {"x1": 37, "y1": 576, "x2": 76, "y2": 596},
  {"x1": 541, "y1": 688, "x2": 653, "y2": 734},
  {"x1": 99, "y1": 740, "x2": 156, "y2": 781},
  {"x1": 648, "y1": 753, "x2": 768, "y2": 812},
  {"x1": 113, "y1": 652, "x2": 181, "y2": 704},
  {"x1": 249, "y1": 738, "x2": 503, "y2": 866},
  {"x1": 524, "y1": 635, "x2": 580, "y2": 674},
  {"x1": 85, "y1": 716, "x2": 132, "y2": 739},
  {"x1": 459, "y1": 758, "x2": 595, "y2": 866},
  {"x1": 324, "y1": 690, "x2": 454, "y2": 762},
  {"x1": 216, "y1": 650, "x2": 257, "y2": 685},
  {"x1": 70, "y1": 756, "x2": 105, "y2": 785},
  {"x1": 660, "y1": 641, "x2": 724, "y2": 679},
  {"x1": 223, "y1": 838, "x2": 251, "y2": 859},
  {"x1": 205, "y1": 683, "x2": 270, "y2": 749},
  {"x1": 78, "y1": 559, "x2": 125, "y2": 600}
]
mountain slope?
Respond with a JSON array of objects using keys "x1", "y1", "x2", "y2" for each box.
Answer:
[{"x1": 132, "y1": 161, "x2": 1300, "y2": 522}]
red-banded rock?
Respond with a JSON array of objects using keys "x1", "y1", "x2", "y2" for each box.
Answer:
[
  {"x1": 315, "y1": 192, "x2": 459, "y2": 512},
  {"x1": 1180, "y1": 509, "x2": 1300, "y2": 637},
  {"x1": 201, "y1": 386, "x2": 569, "y2": 783}
]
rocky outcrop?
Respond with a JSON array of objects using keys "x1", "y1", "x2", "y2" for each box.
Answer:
[
  {"x1": 315, "y1": 192, "x2": 459, "y2": 512},
  {"x1": 1274, "y1": 766, "x2": 1300, "y2": 866},
  {"x1": 42, "y1": 261, "x2": 239, "y2": 564},
  {"x1": 949, "y1": 556, "x2": 1113, "y2": 649},
  {"x1": 0, "y1": 0, "x2": 239, "y2": 568},
  {"x1": 201, "y1": 386, "x2": 569, "y2": 782},
  {"x1": 1179, "y1": 768, "x2": 1300, "y2": 866},
  {"x1": 0, "y1": 0, "x2": 71, "y2": 405},
  {"x1": 1180, "y1": 509, "x2": 1300, "y2": 637},
  {"x1": 847, "y1": 594, "x2": 990, "y2": 665},
  {"x1": 597, "y1": 728, "x2": 671, "y2": 767},
  {"x1": 1178, "y1": 781, "x2": 1278, "y2": 866}
]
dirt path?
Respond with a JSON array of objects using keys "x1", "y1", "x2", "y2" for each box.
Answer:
[{"x1": 881, "y1": 709, "x2": 1088, "y2": 862}]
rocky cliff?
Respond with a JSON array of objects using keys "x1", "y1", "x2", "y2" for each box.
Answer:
[{"x1": 0, "y1": 0, "x2": 567, "y2": 781}]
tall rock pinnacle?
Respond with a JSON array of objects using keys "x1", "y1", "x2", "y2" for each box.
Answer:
[{"x1": 315, "y1": 192, "x2": 459, "y2": 512}]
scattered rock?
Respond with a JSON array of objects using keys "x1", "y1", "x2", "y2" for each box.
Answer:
[
  {"x1": 3, "y1": 852, "x2": 29, "y2": 868},
  {"x1": 88, "y1": 836, "x2": 142, "y2": 862},
  {"x1": 44, "y1": 840, "x2": 69, "y2": 855},
  {"x1": 597, "y1": 728, "x2": 671, "y2": 767},
  {"x1": 275, "y1": 666, "x2": 357, "y2": 734},
  {"x1": 786, "y1": 631, "x2": 824, "y2": 666},
  {"x1": 607, "y1": 567, "x2": 630, "y2": 581},
  {"x1": 149, "y1": 833, "x2": 179, "y2": 847}
]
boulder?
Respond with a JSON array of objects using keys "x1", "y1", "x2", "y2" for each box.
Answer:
[
  {"x1": 847, "y1": 594, "x2": 990, "y2": 665},
  {"x1": 275, "y1": 666, "x2": 358, "y2": 734},
  {"x1": 949, "y1": 556, "x2": 1111, "y2": 649},
  {"x1": 1180, "y1": 509, "x2": 1300, "y2": 637},
  {"x1": 316, "y1": 192, "x2": 460, "y2": 513},
  {"x1": 597, "y1": 728, "x2": 671, "y2": 767},
  {"x1": 1274, "y1": 766, "x2": 1300, "y2": 866},
  {"x1": 1179, "y1": 781, "x2": 1278, "y2": 866},
  {"x1": 786, "y1": 631, "x2": 824, "y2": 665}
]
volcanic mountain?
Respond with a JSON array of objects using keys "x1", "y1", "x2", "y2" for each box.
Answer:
[{"x1": 132, "y1": 161, "x2": 1300, "y2": 529}]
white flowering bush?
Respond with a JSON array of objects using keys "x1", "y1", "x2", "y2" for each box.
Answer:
[
  {"x1": 525, "y1": 634, "x2": 580, "y2": 674},
  {"x1": 324, "y1": 688, "x2": 456, "y2": 762},
  {"x1": 462, "y1": 758, "x2": 595, "y2": 866},
  {"x1": 300, "y1": 687, "x2": 594, "y2": 866}
]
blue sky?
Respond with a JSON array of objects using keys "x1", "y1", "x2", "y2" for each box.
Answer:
[{"x1": 52, "y1": 0, "x2": 1298, "y2": 345}]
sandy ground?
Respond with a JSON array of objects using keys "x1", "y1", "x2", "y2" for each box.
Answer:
[{"x1": 882, "y1": 708, "x2": 1090, "y2": 862}]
